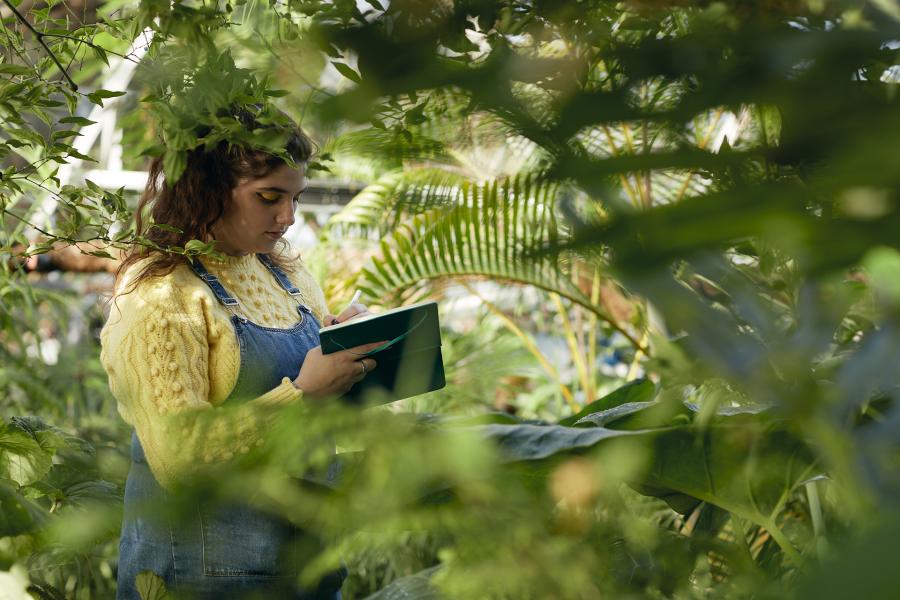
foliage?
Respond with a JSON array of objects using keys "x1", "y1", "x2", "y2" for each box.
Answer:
[{"x1": 3, "y1": 0, "x2": 900, "y2": 599}]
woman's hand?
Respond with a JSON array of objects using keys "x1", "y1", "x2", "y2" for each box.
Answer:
[
  {"x1": 324, "y1": 302, "x2": 371, "y2": 327},
  {"x1": 293, "y1": 341, "x2": 385, "y2": 399}
]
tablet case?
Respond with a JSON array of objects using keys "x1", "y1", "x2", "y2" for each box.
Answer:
[{"x1": 319, "y1": 300, "x2": 445, "y2": 404}]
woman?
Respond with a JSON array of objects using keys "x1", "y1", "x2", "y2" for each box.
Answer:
[{"x1": 101, "y1": 107, "x2": 378, "y2": 599}]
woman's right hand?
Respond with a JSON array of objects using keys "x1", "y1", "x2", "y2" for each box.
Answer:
[{"x1": 293, "y1": 341, "x2": 386, "y2": 399}]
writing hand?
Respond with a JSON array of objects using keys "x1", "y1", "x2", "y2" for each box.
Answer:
[{"x1": 293, "y1": 341, "x2": 386, "y2": 398}]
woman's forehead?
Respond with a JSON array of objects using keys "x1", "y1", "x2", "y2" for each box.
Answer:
[{"x1": 238, "y1": 163, "x2": 306, "y2": 190}]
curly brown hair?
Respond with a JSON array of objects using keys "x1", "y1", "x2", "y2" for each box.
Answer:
[{"x1": 116, "y1": 108, "x2": 314, "y2": 292}]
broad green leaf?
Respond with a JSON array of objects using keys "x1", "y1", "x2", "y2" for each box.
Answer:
[
  {"x1": 559, "y1": 378, "x2": 657, "y2": 426},
  {"x1": 364, "y1": 566, "x2": 442, "y2": 600},
  {"x1": 477, "y1": 423, "x2": 639, "y2": 462},
  {"x1": 0, "y1": 64, "x2": 32, "y2": 76},
  {"x1": 87, "y1": 89, "x2": 126, "y2": 106},
  {"x1": 163, "y1": 150, "x2": 187, "y2": 185},
  {"x1": 0, "y1": 424, "x2": 52, "y2": 486},
  {"x1": 332, "y1": 62, "x2": 362, "y2": 84},
  {"x1": 795, "y1": 516, "x2": 900, "y2": 600},
  {"x1": 0, "y1": 480, "x2": 46, "y2": 536},
  {"x1": 574, "y1": 401, "x2": 662, "y2": 428},
  {"x1": 8, "y1": 416, "x2": 94, "y2": 455},
  {"x1": 471, "y1": 418, "x2": 817, "y2": 529},
  {"x1": 135, "y1": 571, "x2": 172, "y2": 600},
  {"x1": 58, "y1": 115, "x2": 95, "y2": 126}
]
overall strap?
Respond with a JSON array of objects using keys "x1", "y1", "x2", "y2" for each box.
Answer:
[
  {"x1": 188, "y1": 258, "x2": 240, "y2": 307},
  {"x1": 257, "y1": 254, "x2": 306, "y2": 301}
]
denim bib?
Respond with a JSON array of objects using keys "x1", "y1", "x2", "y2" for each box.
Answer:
[{"x1": 116, "y1": 254, "x2": 343, "y2": 600}]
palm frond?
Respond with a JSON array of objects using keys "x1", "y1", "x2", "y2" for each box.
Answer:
[
  {"x1": 323, "y1": 168, "x2": 472, "y2": 239},
  {"x1": 355, "y1": 174, "x2": 617, "y2": 323}
]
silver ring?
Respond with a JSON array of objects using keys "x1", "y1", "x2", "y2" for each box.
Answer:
[{"x1": 360, "y1": 360, "x2": 368, "y2": 375}]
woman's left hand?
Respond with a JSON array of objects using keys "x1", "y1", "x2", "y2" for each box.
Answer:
[{"x1": 324, "y1": 302, "x2": 372, "y2": 327}]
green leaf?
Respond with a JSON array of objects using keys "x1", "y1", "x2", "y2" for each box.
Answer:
[
  {"x1": 93, "y1": 46, "x2": 110, "y2": 67},
  {"x1": 470, "y1": 419, "x2": 817, "y2": 528},
  {"x1": 51, "y1": 130, "x2": 81, "y2": 141},
  {"x1": 59, "y1": 116, "x2": 95, "y2": 126},
  {"x1": 65, "y1": 148, "x2": 97, "y2": 162},
  {"x1": 362, "y1": 0, "x2": 385, "y2": 11},
  {"x1": 364, "y1": 566, "x2": 442, "y2": 600},
  {"x1": 0, "y1": 480, "x2": 46, "y2": 536},
  {"x1": 135, "y1": 571, "x2": 172, "y2": 600},
  {"x1": 162, "y1": 150, "x2": 187, "y2": 185},
  {"x1": 332, "y1": 61, "x2": 362, "y2": 84},
  {"x1": 0, "y1": 64, "x2": 33, "y2": 76},
  {"x1": 573, "y1": 401, "x2": 663, "y2": 428},
  {"x1": 559, "y1": 379, "x2": 657, "y2": 426},
  {"x1": 87, "y1": 89, "x2": 126, "y2": 106},
  {"x1": 0, "y1": 424, "x2": 53, "y2": 486},
  {"x1": 8, "y1": 416, "x2": 94, "y2": 456},
  {"x1": 404, "y1": 103, "x2": 427, "y2": 125},
  {"x1": 150, "y1": 223, "x2": 182, "y2": 234}
]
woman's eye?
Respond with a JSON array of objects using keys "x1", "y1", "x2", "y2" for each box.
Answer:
[{"x1": 256, "y1": 192, "x2": 281, "y2": 203}]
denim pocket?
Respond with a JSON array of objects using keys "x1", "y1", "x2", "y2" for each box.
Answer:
[{"x1": 199, "y1": 502, "x2": 292, "y2": 577}]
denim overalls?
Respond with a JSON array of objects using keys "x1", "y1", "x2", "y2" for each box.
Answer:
[{"x1": 116, "y1": 254, "x2": 345, "y2": 600}]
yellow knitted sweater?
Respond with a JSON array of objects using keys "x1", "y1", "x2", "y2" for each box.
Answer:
[{"x1": 100, "y1": 252, "x2": 329, "y2": 490}]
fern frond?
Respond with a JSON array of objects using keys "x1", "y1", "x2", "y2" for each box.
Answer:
[
  {"x1": 355, "y1": 174, "x2": 631, "y2": 340},
  {"x1": 323, "y1": 169, "x2": 473, "y2": 240}
]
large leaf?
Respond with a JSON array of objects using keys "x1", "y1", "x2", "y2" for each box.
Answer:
[
  {"x1": 135, "y1": 571, "x2": 173, "y2": 600},
  {"x1": 352, "y1": 173, "x2": 620, "y2": 325},
  {"x1": 472, "y1": 417, "x2": 816, "y2": 531},
  {"x1": 0, "y1": 423, "x2": 52, "y2": 487},
  {"x1": 794, "y1": 514, "x2": 900, "y2": 600},
  {"x1": 0, "y1": 479, "x2": 46, "y2": 536},
  {"x1": 325, "y1": 169, "x2": 470, "y2": 239},
  {"x1": 364, "y1": 566, "x2": 443, "y2": 600},
  {"x1": 559, "y1": 378, "x2": 657, "y2": 426},
  {"x1": 9, "y1": 416, "x2": 95, "y2": 456}
]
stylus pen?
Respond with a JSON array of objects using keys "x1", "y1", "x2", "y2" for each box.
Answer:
[{"x1": 348, "y1": 289, "x2": 362, "y2": 308}]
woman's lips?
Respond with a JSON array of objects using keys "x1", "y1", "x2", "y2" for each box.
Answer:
[{"x1": 264, "y1": 231, "x2": 285, "y2": 240}]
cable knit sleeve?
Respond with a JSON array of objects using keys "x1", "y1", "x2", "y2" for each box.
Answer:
[{"x1": 101, "y1": 269, "x2": 303, "y2": 490}]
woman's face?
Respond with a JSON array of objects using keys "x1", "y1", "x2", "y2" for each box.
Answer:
[{"x1": 212, "y1": 162, "x2": 308, "y2": 256}]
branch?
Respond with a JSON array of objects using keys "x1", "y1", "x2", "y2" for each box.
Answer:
[
  {"x1": 40, "y1": 32, "x2": 141, "y2": 64},
  {"x1": 2, "y1": 0, "x2": 79, "y2": 90}
]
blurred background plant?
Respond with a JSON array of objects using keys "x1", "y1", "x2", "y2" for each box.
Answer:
[{"x1": 3, "y1": 0, "x2": 900, "y2": 598}]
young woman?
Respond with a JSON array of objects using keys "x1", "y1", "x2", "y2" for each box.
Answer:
[{"x1": 101, "y1": 108, "x2": 379, "y2": 599}]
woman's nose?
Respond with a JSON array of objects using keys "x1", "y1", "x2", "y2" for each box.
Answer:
[{"x1": 275, "y1": 200, "x2": 296, "y2": 227}]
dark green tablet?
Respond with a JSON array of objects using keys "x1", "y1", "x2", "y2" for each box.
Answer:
[{"x1": 319, "y1": 300, "x2": 445, "y2": 405}]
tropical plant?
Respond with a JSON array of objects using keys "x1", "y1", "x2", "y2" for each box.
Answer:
[{"x1": 3, "y1": 0, "x2": 900, "y2": 599}]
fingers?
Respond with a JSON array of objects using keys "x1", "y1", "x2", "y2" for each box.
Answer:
[
  {"x1": 350, "y1": 357, "x2": 376, "y2": 383},
  {"x1": 335, "y1": 302, "x2": 368, "y2": 323},
  {"x1": 346, "y1": 340, "x2": 390, "y2": 357},
  {"x1": 343, "y1": 309, "x2": 372, "y2": 323}
]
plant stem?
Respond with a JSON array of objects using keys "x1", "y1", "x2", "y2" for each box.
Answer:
[
  {"x1": 587, "y1": 266, "x2": 601, "y2": 399},
  {"x1": 730, "y1": 513, "x2": 755, "y2": 564},
  {"x1": 462, "y1": 282, "x2": 578, "y2": 411},
  {"x1": 552, "y1": 293, "x2": 592, "y2": 406},
  {"x1": 806, "y1": 480, "x2": 828, "y2": 558},
  {"x1": 763, "y1": 519, "x2": 803, "y2": 567},
  {"x1": 1, "y1": 0, "x2": 79, "y2": 90},
  {"x1": 625, "y1": 328, "x2": 649, "y2": 381}
]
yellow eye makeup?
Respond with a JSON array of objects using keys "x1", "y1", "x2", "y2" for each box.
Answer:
[{"x1": 256, "y1": 192, "x2": 281, "y2": 203}]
